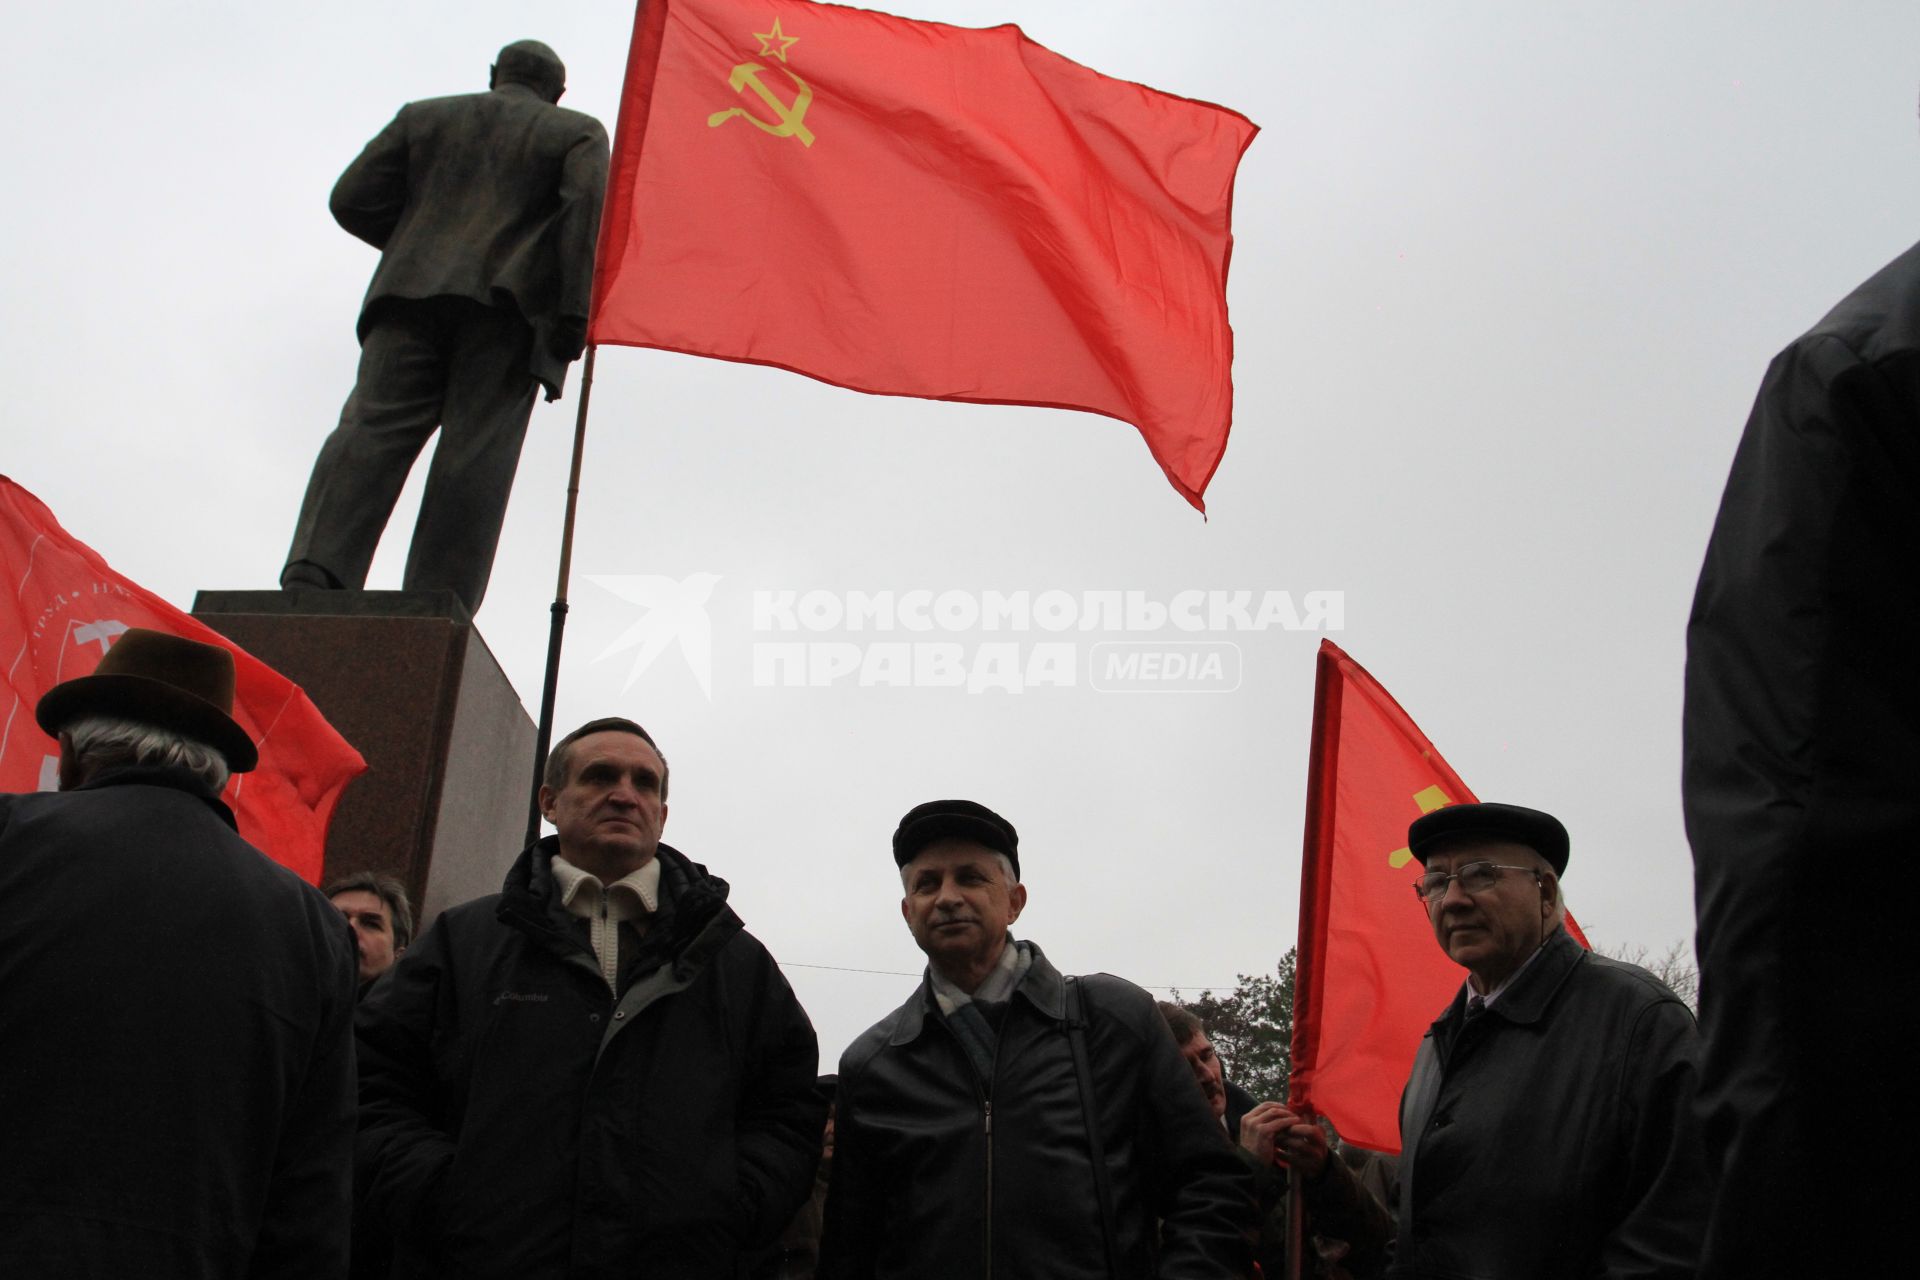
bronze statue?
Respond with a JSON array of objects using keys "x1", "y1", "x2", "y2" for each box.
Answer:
[{"x1": 282, "y1": 40, "x2": 609, "y2": 613}]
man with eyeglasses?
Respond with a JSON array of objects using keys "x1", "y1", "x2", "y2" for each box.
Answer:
[{"x1": 1390, "y1": 802, "x2": 1708, "y2": 1279}]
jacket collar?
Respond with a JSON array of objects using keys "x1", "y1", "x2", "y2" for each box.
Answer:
[
  {"x1": 888, "y1": 938, "x2": 1065, "y2": 1046},
  {"x1": 1426, "y1": 926, "x2": 1584, "y2": 1039},
  {"x1": 498, "y1": 836, "x2": 731, "y2": 962},
  {"x1": 76, "y1": 763, "x2": 238, "y2": 830},
  {"x1": 492, "y1": 82, "x2": 552, "y2": 104}
]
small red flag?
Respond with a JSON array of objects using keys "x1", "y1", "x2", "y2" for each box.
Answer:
[
  {"x1": 0, "y1": 477, "x2": 366, "y2": 883},
  {"x1": 1289, "y1": 640, "x2": 1586, "y2": 1153},
  {"x1": 589, "y1": 0, "x2": 1258, "y2": 511}
]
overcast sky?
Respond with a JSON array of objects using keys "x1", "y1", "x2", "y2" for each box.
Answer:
[{"x1": 6, "y1": 1, "x2": 1917, "y2": 1062}]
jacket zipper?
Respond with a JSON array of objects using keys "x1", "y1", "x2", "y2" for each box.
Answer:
[
  {"x1": 936, "y1": 1011, "x2": 1002, "y2": 1279},
  {"x1": 983, "y1": 1098, "x2": 994, "y2": 1279},
  {"x1": 598, "y1": 898, "x2": 612, "y2": 988},
  {"x1": 983, "y1": 1014, "x2": 1012, "y2": 1280}
]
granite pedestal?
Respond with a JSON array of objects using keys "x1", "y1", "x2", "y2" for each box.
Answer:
[{"x1": 192, "y1": 589, "x2": 535, "y2": 927}]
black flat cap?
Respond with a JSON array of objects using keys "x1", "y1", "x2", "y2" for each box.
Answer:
[
  {"x1": 1408, "y1": 802, "x2": 1570, "y2": 875},
  {"x1": 892, "y1": 799, "x2": 1019, "y2": 878}
]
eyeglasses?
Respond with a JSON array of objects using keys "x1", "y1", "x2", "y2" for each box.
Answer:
[{"x1": 1412, "y1": 862, "x2": 1540, "y2": 904}]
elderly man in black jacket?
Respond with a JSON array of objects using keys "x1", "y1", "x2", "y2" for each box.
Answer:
[
  {"x1": 820, "y1": 800, "x2": 1255, "y2": 1280},
  {"x1": 0, "y1": 629, "x2": 358, "y2": 1278},
  {"x1": 355, "y1": 717, "x2": 824, "y2": 1278},
  {"x1": 1392, "y1": 803, "x2": 1707, "y2": 1279},
  {"x1": 282, "y1": 39, "x2": 609, "y2": 612}
]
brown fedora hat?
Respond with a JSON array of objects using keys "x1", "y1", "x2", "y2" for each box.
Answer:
[{"x1": 35, "y1": 628, "x2": 258, "y2": 772}]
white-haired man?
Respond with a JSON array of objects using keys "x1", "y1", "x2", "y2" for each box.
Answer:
[
  {"x1": 1390, "y1": 802, "x2": 1707, "y2": 1278},
  {"x1": 0, "y1": 629, "x2": 357, "y2": 1277}
]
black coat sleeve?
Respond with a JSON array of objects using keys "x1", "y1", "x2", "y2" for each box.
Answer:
[
  {"x1": 731, "y1": 948, "x2": 828, "y2": 1249},
  {"x1": 1304, "y1": 1153, "x2": 1394, "y2": 1279},
  {"x1": 1598, "y1": 998, "x2": 1710, "y2": 1278},
  {"x1": 247, "y1": 913, "x2": 359, "y2": 1279},
  {"x1": 1130, "y1": 996, "x2": 1257, "y2": 1279},
  {"x1": 354, "y1": 914, "x2": 460, "y2": 1247},
  {"x1": 817, "y1": 1042, "x2": 882, "y2": 1280},
  {"x1": 1684, "y1": 314, "x2": 1920, "y2": 1276}
]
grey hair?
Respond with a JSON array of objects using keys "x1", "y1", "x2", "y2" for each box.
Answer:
[
  {"x1": 900, "y1": 850, "x2": 1017, "y2": 890},
  {"x1": 1520, "y1": 847, "x2": 1568, "y2": 929},
  {"x1": 61, "y1": 714, "x2": 230, "y2": 793}
]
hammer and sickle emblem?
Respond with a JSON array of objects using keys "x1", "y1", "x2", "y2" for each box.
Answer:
[
  {"x1": 1388, "y1": 785, "x2": 1454, "y2": 869},
  {"x1": 708, "y1": 62, "x2": 815, "y2": 147}
]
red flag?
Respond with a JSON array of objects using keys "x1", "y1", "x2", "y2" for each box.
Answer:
[
  {"x1": 590, "y1": 0, "x2": 1258, "y2": 511},
  {"x1": 1289, "y1": 640, "x2": 1587, "y2": 1153},
  {"x1": 0, "y1": 477, "x2": 365, "y2": 883}
]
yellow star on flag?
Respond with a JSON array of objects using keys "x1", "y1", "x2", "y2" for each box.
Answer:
[{"x1": 755, "y1": 18, "x2": 799, "y2": 63}]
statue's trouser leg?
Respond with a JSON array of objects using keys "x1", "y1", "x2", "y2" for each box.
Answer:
[
  {"x1": 284, "y1": 304, "x2": 450, "y2": 590},
  {"x1": 401, "y1": 304, "x2": 538, "y2": 614}
]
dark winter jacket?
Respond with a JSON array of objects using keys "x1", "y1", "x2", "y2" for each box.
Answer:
[
  {"x1": 1684, "y1": 237, "x2": 1920, "y2": 1279},
  {"x1": 355, "y1": 837, "x2": 824, "y2": 1279},
  {"x1": 0, "y1": 764, "x2": 358, "y2": 1278},
  {"x1": 1390, "y1": 929, "x2": 1707, "y2": 1279},
  {"x1": 820, "y1": 943, "x2": 1255, "y2": 1280}
]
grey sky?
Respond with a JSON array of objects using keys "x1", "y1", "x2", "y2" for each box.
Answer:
[{"x1": 6, "y1": 1, "x2": 1916, "y2": 1062}]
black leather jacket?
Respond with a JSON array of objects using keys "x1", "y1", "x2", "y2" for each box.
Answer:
[{"x1": 821, "y1": 942, "x2": 1254, "y2": 1280}]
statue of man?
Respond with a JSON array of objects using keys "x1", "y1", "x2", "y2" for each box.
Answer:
[{"x1": 282, "y1": 40, "x2": 609, "y2": 614}]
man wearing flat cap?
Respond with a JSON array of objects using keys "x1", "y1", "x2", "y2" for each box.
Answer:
[
  {"x1": 0, "y1": 629, "x2": 358, "y2": 1277},
  {"x1": 821, "y1": 800, "x2": 1255, "y2": 1280},
  {"x1": 1385, "y1": 801, "x2": 1708, "y2": 1278},
  {"x1": 355, "y1": 715, "x2": 824, "y2": 1277}
]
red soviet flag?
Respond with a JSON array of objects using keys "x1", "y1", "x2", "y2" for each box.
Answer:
[
  {"x1": 1289, "y1": 640, "x2": 1587, "y2": 1153},
  {"x1": 590, "y1": 0, "x2": 1258, "y2": 511},
  {"x1": 0, "y1": 477, "x2": 365, "y2": 884}
]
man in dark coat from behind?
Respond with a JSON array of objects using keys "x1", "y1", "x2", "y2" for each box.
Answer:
[
  {"x1": 355, "y1": 717, "x2": 825, "y2": 1278},
  {"x1": 1684, "y1": 236, "x2": 1920, "y2": 1278},
  {"x1": 282, "y1": 38, "x2": 609, "y2": 612},
  {"x1": 0, "y1": 629, "x2": 358, "y2": 1277}
]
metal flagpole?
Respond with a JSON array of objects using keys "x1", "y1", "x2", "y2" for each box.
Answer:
[{"x1": 525, "y1": 344, "x2": 598, "y2": 846}]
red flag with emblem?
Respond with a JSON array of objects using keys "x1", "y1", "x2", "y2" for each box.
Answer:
[
  {"x1": 589, "y1": 0, "x2": 1258, "y2": 511},
  {"x1": 0, "y1": 477, "x2": 365, "y2": 884},
  {"x1": 1289, "y1": 640, "x2": 1587, "y2": 1153}
]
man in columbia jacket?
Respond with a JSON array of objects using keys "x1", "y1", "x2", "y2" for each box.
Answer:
[{"x1": 356, "y1": 717, "x2": 825, "y2": 1278}]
